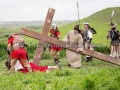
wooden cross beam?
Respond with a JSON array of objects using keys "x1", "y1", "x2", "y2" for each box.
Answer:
[
  {"x1": 19, "y1": 28, "x2": 120, "y2": 66},
  {"x1": 33, "y1": 8, "x2": 55, "y2": 65}
]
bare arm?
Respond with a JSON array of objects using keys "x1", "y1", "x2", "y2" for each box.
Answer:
[{"x1": 7, "y1": 43, "x2": 11, "y2": 51}]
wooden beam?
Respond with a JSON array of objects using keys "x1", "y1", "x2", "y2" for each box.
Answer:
[
  {"x1": 42, "y1": 8, "x2": 55, "y2": 35},
  {"x1": 33, "y1": 8, "x2": 55, "y2": 65},
  {"x1": 20, "y1": 28, "x2": 120, "y2": 66}
]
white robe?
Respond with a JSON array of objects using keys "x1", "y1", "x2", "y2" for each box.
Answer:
[
  {"x1": 63, "y1": 30, "x2": 83, "y2": 68},
  {"x1": 15, "y1": 60, "x2": 24, "y2": 71}
]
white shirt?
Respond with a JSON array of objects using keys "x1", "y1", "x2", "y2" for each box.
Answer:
[{"x1": 87, "y1": 30, "x2": 92, "y2": 38}]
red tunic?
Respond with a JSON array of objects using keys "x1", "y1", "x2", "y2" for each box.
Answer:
[
  {"x1": 19, "y1": 61, "x2": 48, "y2": 73},
  {"x1": 8, "y1": 36, "x2": 14, "y2": 46},
  {"x1": 10, "y1": 48, "x2": 27, "y2": 59},
  {"x1": 8, "y1": 36, "x2": 27, "y2": 60},
  {"x1": 8, "y1": 36, "x2": 48, "y2": 73},
  {"x1": 50, "y1": 29, "x2": 60, "y2": 37},
  {"x1": 50, "y1": 29, "x2": 62, "y2": 51}
]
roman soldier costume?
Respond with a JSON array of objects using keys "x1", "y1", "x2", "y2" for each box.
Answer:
[
  {"x1": 50, "y1": 24, "x2": 62, "y2": 64},
  {"x1": 83, "y1": 22, "x2": 96, "y2": 62},
  {"x1": 109, "y1": 23, "x2": 120, "y2": 58},
  {"x1": 7, "y1": 33, "x2": 32, "y2": 73}
]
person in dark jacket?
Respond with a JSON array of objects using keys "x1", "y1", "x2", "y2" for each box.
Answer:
[{"x1": 108, "y1": 23, "x2": 120, "y2": 58}]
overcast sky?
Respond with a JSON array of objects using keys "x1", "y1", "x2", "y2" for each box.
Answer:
[{"x1": 0, "y1": 0, "x2": 119, "y2": 21}]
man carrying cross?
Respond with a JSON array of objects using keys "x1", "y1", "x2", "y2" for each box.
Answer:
[
  {"x1": 19, "y1": 7, "x2": 120, "y2": 68},
  {"x1": 63, "y1": 25, "x2": 83, "y2": 68}
]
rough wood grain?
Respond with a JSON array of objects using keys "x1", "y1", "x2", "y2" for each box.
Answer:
[
  {"x1": 20, "y1": 28, "x2": 120, "y2": 66},
  {"x1": 33, "y1": 8, "x2": 55, "y2": 65}
]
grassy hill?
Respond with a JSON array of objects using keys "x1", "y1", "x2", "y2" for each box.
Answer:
[
  {"x1": 0, "y1": 20, "x2": 75, "y2": 44},
  {"x1": 59, "y1": 7, "x2": 120, "y2": 45},
  {"x1": 0, "y1": 7, "x2": 120, "y2": 44},
  {"x1": 0, "y1": 7, "x2": 120, "y2": 90}
]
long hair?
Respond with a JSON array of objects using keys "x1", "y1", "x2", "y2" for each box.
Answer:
[
  {"x1": 87, "y1": 24, "x2": 97, "y2": 34},
  {"x1": 78, "y1": 30, "x2": 81, "y2": 34}
]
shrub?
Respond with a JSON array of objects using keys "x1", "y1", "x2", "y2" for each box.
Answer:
[
  {"x1": 0, "y1": 43, "x2": 111, "y2": 60},
  {"x1": 93, "y1": 44, "x2": 110, "y2": 54}
]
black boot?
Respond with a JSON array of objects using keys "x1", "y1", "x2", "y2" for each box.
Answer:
[
  {"x1": 5, "y1": 60, "x2": 11, "y2": 70},
  {"x1": 54, "y1": 58, "x2": 60, "y2": 65},
  {"x1": 89, "y1": 57, "x2": 93, "y2": 61},
  {"x1": 68, "y1": 64, "x2": 71, "y2": 67},
  {"x1": 86, "y1": 57, "x2": 90, "y2": 62}
]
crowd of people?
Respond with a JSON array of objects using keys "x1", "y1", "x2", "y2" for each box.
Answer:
[{"x1": 5, "y1": 21, "x2": 120, "y2": 74}]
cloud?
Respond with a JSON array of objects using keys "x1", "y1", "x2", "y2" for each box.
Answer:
[{"x1": 0, "y1": 0, "x2": 119, "y2": 21}]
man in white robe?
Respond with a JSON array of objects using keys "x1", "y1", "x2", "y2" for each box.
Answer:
[{"x1": 63, "y1": 25, "x2": 83, "y2": 68}]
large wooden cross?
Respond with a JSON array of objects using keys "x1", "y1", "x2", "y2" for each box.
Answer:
[
  {"x1": 19, "y1": 27, "x2": 120, "y2": 66},
  {"x1": 33, "y1": 8, "x2": 55, "y2": 65}
]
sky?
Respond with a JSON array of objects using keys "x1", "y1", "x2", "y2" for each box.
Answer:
[{"x1": 0, "y1": 0, "x2": 119, "y2": 21}]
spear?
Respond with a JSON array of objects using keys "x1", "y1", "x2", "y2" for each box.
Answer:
[
  {"x1": 111, "y1": 10, "x2": 114, "y2": 23},
  {"x1": 77, "y1": 1, "x2": 80, "y2": 28},
  {"x1": 106, "y1": 10, "x2": 115, "y2": 53}
]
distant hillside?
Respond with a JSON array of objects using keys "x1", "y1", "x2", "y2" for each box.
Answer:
[
  {"x1": 0, "y1": 7, "x2": 120, "y2": 44},
  {"x1": 0, "y1": 20, "x2": 76, "y2": 43},
  {"x1": 59, "y1": 7, "x2": 120, "y2": 45},
  {"x1": 0, "y1": 20, "x2": 76, "y2": 27}
]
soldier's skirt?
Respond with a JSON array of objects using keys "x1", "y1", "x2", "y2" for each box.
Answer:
[
  {"x1": 10, "y1": 48, "x2": 27, "y2": 60},
  {"x1": 111, "y1": 39, "x2": 119, "y2": 46}
]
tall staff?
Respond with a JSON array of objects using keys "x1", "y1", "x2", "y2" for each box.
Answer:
[
  {"x1": 77, "y1": 1, "x2": 80, "y2": 28},
  {"x1": 106, "y1": 10, "x2": 115, "y2": 53}
]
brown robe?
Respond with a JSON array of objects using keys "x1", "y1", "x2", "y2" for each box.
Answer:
[{"x1": 63, "y1": 30, "x2": 83, "y2": 68}]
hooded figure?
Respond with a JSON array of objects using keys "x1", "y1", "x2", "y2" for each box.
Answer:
[{"x1": 63, "y1": 25, "x2": 83, "y2": 68}]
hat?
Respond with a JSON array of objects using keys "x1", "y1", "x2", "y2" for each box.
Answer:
[
  {"x1": 74, "y1": 25, "x2": 80, "y2": 31},
  {"x1": 84, "y1": 22, "x2": 89, "y2": 25},
  {"x1": 51, "y1": 23, "x2": 57, "y2": 27},
  {"x1": 111, "y1": 22, "x2": 117, "y2": 28},
  {"x1": 84, "y1": 21, "x2": 89, "y2": 25}
]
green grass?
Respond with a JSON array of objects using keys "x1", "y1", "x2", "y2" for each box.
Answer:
[
  {"x1": 1, "y1": 7, "x2": 120, "y2": 44},
  {"x1": 0, "y1": 27, "x2": 41, "y2": 44},
  {"x1": 59, "y1": 7, "x2": 120, "y2": 45},
  {"x1": 0, "y1": 57, "x2": 120, "y2": 90},
  {"x1": 0, "y1": 43, "x2": 120, "y2": 89},
  {"x1": 0, "y1": 7, "x2": 120, "y2": 90}
]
